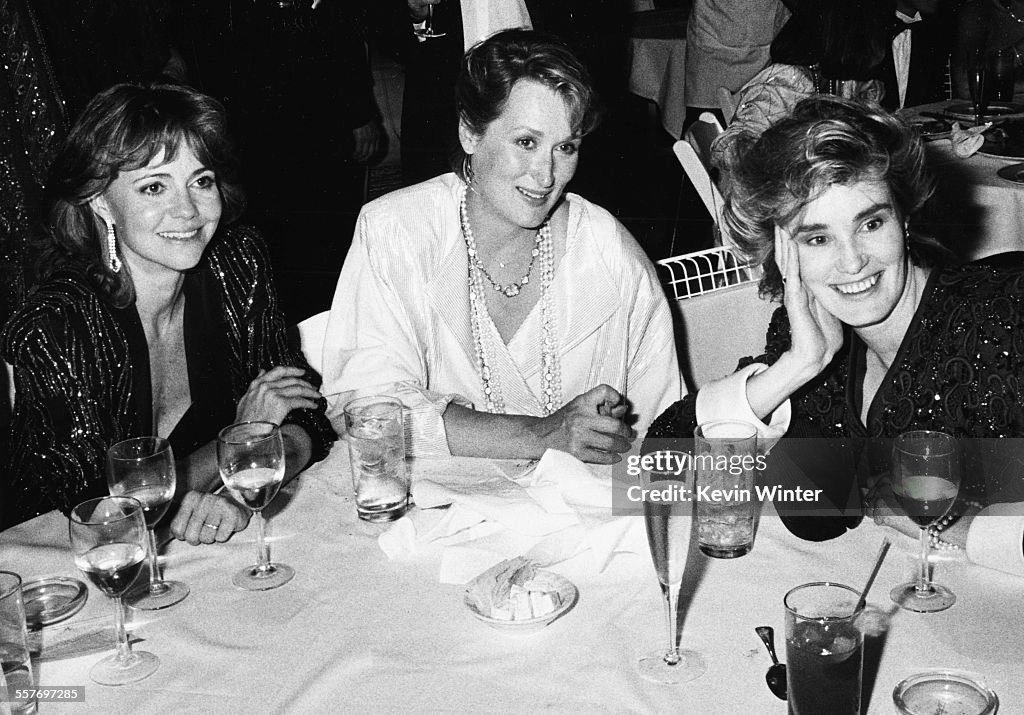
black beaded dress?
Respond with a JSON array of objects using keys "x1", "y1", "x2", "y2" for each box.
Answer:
[
  {"x1": 0, "y1": 225, "x2": 336, "y2": 529},
  {"x1": 647, "y1": 256, "x2": 1024, "y2": 538}
]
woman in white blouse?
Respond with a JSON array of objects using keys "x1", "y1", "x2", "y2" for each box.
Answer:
[{"x1": 323, "y1": 30, "x2": 682, "y2": 464}]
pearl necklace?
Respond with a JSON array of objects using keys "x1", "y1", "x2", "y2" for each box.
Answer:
[
  {"x1": 460, "y1": 192, "x2": 548, "y2": 298},
  {"x1": 460, "y1": 185, "x2": 562, "y2": 415}
]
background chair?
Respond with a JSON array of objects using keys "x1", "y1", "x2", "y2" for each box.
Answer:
[
  {"x1": 657, "y1": 246, "x2": 775, "y2": 390},
  {"x1": 672, "y1": 111, "x2": 731, "y2": 247}
]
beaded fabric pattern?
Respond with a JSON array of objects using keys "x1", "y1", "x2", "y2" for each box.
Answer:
[
  {"x1": 0, "y1": 225, "x2": 336, "y2": 528},
  {"x1": 459, "y1": 185, "x2": 562, "y2": 416}
]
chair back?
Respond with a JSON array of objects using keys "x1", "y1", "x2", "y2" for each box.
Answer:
[
  {"x1": 657, "y1": 247, "x2": 775, "y2": 390},
  {"x1": 674, "y1": 111, "x2": 731, "y2": 246},
  {"x1": 297, "y1": 310, "x2": 330, "y2": 375}
]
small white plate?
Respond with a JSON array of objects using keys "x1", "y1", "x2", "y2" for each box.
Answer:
[
  {"x1": 946, "y1": 102, "x2": 1023, "y2": 120},
  {"x1": 464, "y1": 571, "x2": 578, "y2": 635}
]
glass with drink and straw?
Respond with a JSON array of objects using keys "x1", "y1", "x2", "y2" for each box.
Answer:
[
  {"x1": 217, "y1": 421, "x2": 293, "y2": 591},
  {"x1": 107, "y1": 436, "x2": 189, "y2": 610},
  {"x1": 785, "y1": 582, "x2": 864, "y2": 715},
  {"x1": 889, "y1": 430, "x2": 961, "y2": 613},
  {"x1": 69, "y1": 496, "x2": 159, "y2": 685}
]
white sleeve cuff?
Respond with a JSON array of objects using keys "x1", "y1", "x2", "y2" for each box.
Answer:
[
  {"x1": 694, "y1": 363, "x2": 791, "y2": 452},
  {"x1": 966, "y1": 503, "x2": 1024, "y2": 577}
]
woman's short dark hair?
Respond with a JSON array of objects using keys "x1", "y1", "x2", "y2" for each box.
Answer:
[
  {"x1": 453, "y1": 29, "x2": 599, "y2": 180},
  {"x1": 41, "y1": 82, "x2": 244, "y2": 306},
  {"x1": 724, "y1": 96, "x2": 937, "y2": 301}
]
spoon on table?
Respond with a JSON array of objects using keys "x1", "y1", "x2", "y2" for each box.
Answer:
[{"x1": 755, "y1": 625, "x2": 787, "y2": 700}]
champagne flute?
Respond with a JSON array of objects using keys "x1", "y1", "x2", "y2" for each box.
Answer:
[
  {"x1": 107, "y1": 436, "x2": 189, "y2": 610},
  {"x1": 69, "y1": 496, "x2": 159, "y2": 685},
  {"x1": 414, "y1": 0, "x2": 446, "y2": 39},
  {"x1": 638, "y1": 455, "x2": 707, "y2": 684},
  {"x1": 969, "y1": 50, "x2": 988, "y2": 124},
  {"x1": 889, "y1": 431, "x2": 960, "y2": 613},
  {"x1": 217, "y1": 421, "x2": 293, "y2": 591}
]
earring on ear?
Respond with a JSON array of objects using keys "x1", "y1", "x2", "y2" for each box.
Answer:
[
  {"x1": 462, "y1": 154, "x2": 475, "y2": 185},
  {"x1": 105, "y1": 220, "x2": 122, "y2": 273},
  {"x1": 904, "y1": 223, "x2": 911, "y2": 253}
]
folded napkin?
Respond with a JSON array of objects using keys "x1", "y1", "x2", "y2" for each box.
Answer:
[
  {"x1": 966, "y1": 503, "x2": 1024, "y2": 578},
  {"x1": 379, "y1": 450, "x2": 646, "y2": 583},
  {"x1": 950, "y1": 121, "x2": 992, "y2": 158}
]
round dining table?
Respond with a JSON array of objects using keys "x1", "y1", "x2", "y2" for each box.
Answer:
[{"x1": 2, "y1": 438, "x2": 1022, "y2": 714}]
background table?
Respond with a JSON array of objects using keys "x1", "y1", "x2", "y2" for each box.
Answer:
[
  {"x1": 2, "y1": 442, "x2": 1023, "y2": 713},
  {"x1": 905, "y1": 100, "x2": 1024, "y2": 260},
  {"x1": 627, "y1": 9, "x2": 688, "y2": 139}
]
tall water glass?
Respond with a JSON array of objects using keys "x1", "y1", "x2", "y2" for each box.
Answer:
[
  {"x1": 69, "y1": 496, "x2": 159, "y2": 685},
  {"x1": 694, "y1": 420, "x2": 759, "y2": 558},
  {"x1": 969, "y1": 50, "x2": 988, "y2": 123},
  {"x1": 217, "y1": 421, "x2": 293, "y2": 591},
  {"x1": 344, "y1": 396, "x2": 409, "y2": 522},
  {"x1": 0, "y1": 572, "x2": 35, "y2": 714},
  {"x1": 889, "y1": 431, "x2": 960, "y2": 613},
  {"x1": 785, "y1": 582, "x2": 864, "y2": 715},
  {"x1": 107, "y1": 436, "x2": 189, "y2": 610},
  {"x1": 637, "y1": 455, "x2": 707, "y2": 684}
]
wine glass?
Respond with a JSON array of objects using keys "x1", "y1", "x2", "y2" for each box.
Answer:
[
  {"x1": 889, "y1": 431, "x2": 960, "y2": 613},
  {"x1": 69, "y1": 496, "x2": 160, "y2": 685},
  {"x1": 107, "y1": 436, "x2": 189, "y2": 610},
  {"x1": 969, "y1": 50, "x2": 988, "y2": 124},
  {"x1": 217, "y1": 421, "x2": 293, "y2": 591},
  {"x1": 638, "y1": 455, "x2": 707, "y2": 684},
  {"x1": 414, "y1": 0, "x2": 446, "y2": 39}
]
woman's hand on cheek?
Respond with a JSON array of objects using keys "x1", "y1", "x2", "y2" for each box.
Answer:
[{"x1": 775, "y1": 226, "x2": 843, "y2": 377}]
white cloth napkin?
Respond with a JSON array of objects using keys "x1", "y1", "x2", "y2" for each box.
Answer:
[
  {"x1": 966, "y1": 503, "x2": 1024, "y2": 578},
  {"x1": 950, "y1": 121, "x2": 992, "y2": 158},
  {"x1": 378, "y1": 450, "x2": 646, "y2": 583}
]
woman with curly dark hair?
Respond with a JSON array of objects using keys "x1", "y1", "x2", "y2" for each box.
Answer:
[
  {"x1": 1, "y1": 82, "x2": 335, "y2": 536},
  {"x1": 649, "y1": 96, "x2": 1024, "y2": 547}
]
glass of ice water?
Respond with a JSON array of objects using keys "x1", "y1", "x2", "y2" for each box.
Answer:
[
  {"x1": 217, "y1": 421, "x2": 293, "y2": 591},
  {"x1": 343, "y1": 396, "x2": 409, "y2": 522}
]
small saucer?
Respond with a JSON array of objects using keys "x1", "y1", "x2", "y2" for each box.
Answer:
[
  {"x1": 996, "y1": 163, "x2": 1024, "y2": 184},
  {"x1": 893, "y1": 669, "x2": 999, "y2": 715},
  {"x1": 464, "y1": 571, "x2": 578, "y2": 635},
  {"x1": 22, "y1": 577, "x2": 88, "y2": 628}
]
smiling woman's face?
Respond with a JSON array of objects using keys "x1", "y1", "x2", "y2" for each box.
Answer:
[
  {"x1": 458, "y1": 79, "x2": 580, "y2": 234},
  {"x1": 783, "y1": 179, "x2": 909, "y2": 328}
]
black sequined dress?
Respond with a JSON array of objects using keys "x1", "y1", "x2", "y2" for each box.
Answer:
[
  {"x1": 647, "y1": 257, "x2": 1024, "y2": 536},
  {"x1": 0, "y1": 225, "x2": 335, "y2": 528}
]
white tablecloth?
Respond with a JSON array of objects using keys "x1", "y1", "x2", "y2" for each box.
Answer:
[
  {"x1": 906, "y1": 101, "x2": 1024, "y2": 260},
  {"x1": 2, "y1": 442, "x2": 1023, "y2": 713}
]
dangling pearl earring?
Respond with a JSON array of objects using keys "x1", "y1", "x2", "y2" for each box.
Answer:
[
  {"x1": 462, "y1": 154, "x2": 475, "y2": 185},
  {"x1": 105, "y1": 220, "x2": 122, "y2": 273}
]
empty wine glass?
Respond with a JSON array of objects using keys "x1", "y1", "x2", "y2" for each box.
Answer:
[
  {"x1": 217, "y1": 421, "x2": 293, "y2": 591},
  {"x1": 414, "y1": 0, "x2": 446, "y2": 39},
  {"x1": 889, "y1": 431, "x2": 960, "y2": 613},
  {"x1": 107, "y1": 436, "x2": 189, "y2": 610},
  {"x1": 969, "y1": 50, "x2": 988, "y2": 124},
  {"x1": 638, "y1": 454, "x2": 707, "y2": 684},
  {"x1": 69, "y1": 496, "x2": 159, "y2": 685}
]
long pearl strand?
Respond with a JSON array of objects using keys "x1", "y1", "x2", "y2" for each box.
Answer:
[{"x1": 460, "y1": 185, "x2": 562, "y2": 415}]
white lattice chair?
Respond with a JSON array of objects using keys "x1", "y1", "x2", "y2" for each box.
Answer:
[{"x1": 657, "y1": 246, "x2": 776, "y2": 390}]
